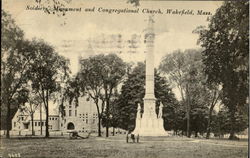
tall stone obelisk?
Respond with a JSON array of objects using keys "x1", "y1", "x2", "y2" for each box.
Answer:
[{"x1": 132, "y1": 15, "x2": 167, "y2": 136}]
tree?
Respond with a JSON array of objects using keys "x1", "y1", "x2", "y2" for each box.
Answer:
[
  {"x1": 61, "y1": 75, "x2": 82, "y2": 123},
  {"x1": 185, "y1": 60, "x2": 221, "y2": 138},
  {"x1": 110, "y1": 99, "x2": 120, "y2": 136},
  {"x1": 159, "y1": 50, "x2": 187, "y2": 101},
  {"x1": 159, "y1": 49, "x2": 221, "y2": 137},
  {"x1": 196, "y1": 1, "x2": 249, "y2": 139},
  {"x1": 104, "y1": 88, "x2": 120, "y2": 136},
  {"x1": 101, "y1": 54, "x2": 127, "y2": 137},
  {"x1": 212, "y1": 104, "x2": 248, "y2": 137},
  {"x1": 1, "y1": 10, "x2": 35, "y2": 138},
  {"x1": 115, "y1": 62, "x2": 177, "y2": 131},
  {"x1": 182, "y1": 53, "x2": 207, "y2": 137},
  {"x1": 25, "y1": 91, "x2": 43, "y2": 135},
  {"x1": 77, "y1": 56, "x2": 105, "y2": 137},
  {"x1": 28, "y1": 39, "x2": 70, "y2": 138},
  {"x1": 63, "y1": 76, "x2": 81, "y2": 108},
  {"x1": 77, "y1": 54, "x2": 127, "y2": 137},
  {"x1": 114, "y1": 62, "x2": 145, "y2": 131},
  {"x1": 204, "y1": 85, "x2": 220, "y2": 139},
  {"x1": 13, "y1": 85, "x2": 43, "y2": 136},
  {"x1": 159, "y1": 49, "x2": 201, "y2": 137},
  {"x1": 164, "y1": 100, "x2": 185, "y2": 135}
]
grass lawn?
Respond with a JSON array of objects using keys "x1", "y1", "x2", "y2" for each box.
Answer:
[{"x1": 0, "y1": 135, "x2": 248, "y2": 158}]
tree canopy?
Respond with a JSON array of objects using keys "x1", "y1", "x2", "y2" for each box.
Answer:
[
  {"x1": 196, "y1": 1, "x2": 249, "y2": 139},
  {"x1": 159, "y1": 49, "x2": 221, "y2": 137},
  {"x1": 27, "y1": 39, "x2": 70, "y2": 137},
  {"x1": 1, "y1": 10, "x2": 35, "y2": 138},
  {"x1": 75, "y1": 54, "x2": 127, "y2": 137}
]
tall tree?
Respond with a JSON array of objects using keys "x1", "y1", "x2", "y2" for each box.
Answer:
[
  {"x1": 196, "y1": 1, "x2": 249, "y2": 139},
  {"x1": 159, "y1": 49, "x2": 221, "y2": 137},
  {"x1": 77, "y1": 56, "x2": 105, "y2": 137},
  {"x1": 185, "y1": 56, "x2": 221, "y2": 138},
  {"x1": 77, "y1": 54, "x2": 127, "y2": 137},
  {"x1": 1, "y1": 10, "x2": 35, "y2": 138},
  {"x1": 101, "y1": 54, "x2": 127, "y2": 137},
  {"x1": 159, "y1": 49, "x2": 201, "y2": 137},
  {"x1": 204, "y1": 85, "x2": 220, "y2": 139},
  {"x1": 28, "y1": 39, "x2": 70, "y2": 138}
]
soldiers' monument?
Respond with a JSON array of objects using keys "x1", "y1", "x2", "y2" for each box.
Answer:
[{"x1": 132, "y1": 16, "x2": 167, "y2": 136}]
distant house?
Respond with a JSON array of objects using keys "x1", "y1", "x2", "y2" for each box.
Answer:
[{"x1": 11, "y1": 103, "x2": 60, "y2": 133}]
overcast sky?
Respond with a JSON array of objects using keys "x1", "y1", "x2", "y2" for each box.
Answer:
[
  {"x1": 3, "y1": 0, "x2": 223, "y2": 100},
  {"x1": 3, "y1": 0, "x2": 222, "y2": 71}
]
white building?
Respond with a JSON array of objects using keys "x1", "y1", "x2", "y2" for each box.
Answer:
[{"x1": 11, "y1": 102, "x2": 60, "y2": 134}]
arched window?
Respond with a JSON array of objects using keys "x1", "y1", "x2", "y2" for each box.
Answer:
[{"x1": 67, "y1": 122, "x2": 75, "y2": 130}]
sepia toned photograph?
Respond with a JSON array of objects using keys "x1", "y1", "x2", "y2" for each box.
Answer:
[{"x1": 1, "y1": 0, "x2": 249, "y2": 158}]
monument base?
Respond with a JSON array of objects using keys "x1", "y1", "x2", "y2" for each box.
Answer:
[{"x1": 132, "y1": 117, "x2": 168, "y2": 136}]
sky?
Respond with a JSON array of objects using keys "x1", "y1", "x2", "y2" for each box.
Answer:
[{"x1": 3, "y1": 0, "x2": 223, "y2": 100}]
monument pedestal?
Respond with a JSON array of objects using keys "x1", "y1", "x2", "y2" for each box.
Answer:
[
  {"x1": 133, "y1": 119, "x2": 167, "y2": 136},
  {"x1": 132, "y1": 98, "x2": 168, "y2": 136}
]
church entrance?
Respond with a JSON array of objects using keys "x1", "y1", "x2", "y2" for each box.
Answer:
[{"x1": 67, "y1": 122, "x2": 75, "y2": 130}]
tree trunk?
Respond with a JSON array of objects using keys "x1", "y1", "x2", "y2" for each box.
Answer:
[
  {"x1": 229, "y1": 106, "x2": 236, "y2": 140},
  {"x1": 206, "y1": 90, "x2": 219, "y2": 139},
  {"x1": 206, "y1": 110, "x2": 212, "y2": 139},
  {"x1": 187, "y1": 112, "x2": 190, "y2": 137},
  {"x1": 94, "y1": 99, "x2": 102, "y2": 137},
  {"x1": 45, "y1": 92, "x2": 49, "y2": 138},
  {"x1": 186, "y1": 84, "x2": 190, "y2": 138},
  {"x1": 31, "y1": 113, "x2": 34, "y2": 135},
  {"x1": 186, "y1": 103, "x2": 190, "y2": 137},
  {"x1": 6, "y1": 102, "x2": 10, "y2": 138},
  {"x1": 106, "y1": 123, "x2": 109, "y2": 137},
  {"x1": 195, "y1": 131, "x2": 198, "y2": 137},
  {"x1": 98, "y1": 115, "x2": 102, "y2": 137},
  {"x1": 105, "y1": 89, "x2": 109, "y2": 138},
  {"x1": 45, "y1": 107, "x2": 49, "y2": 138}
]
